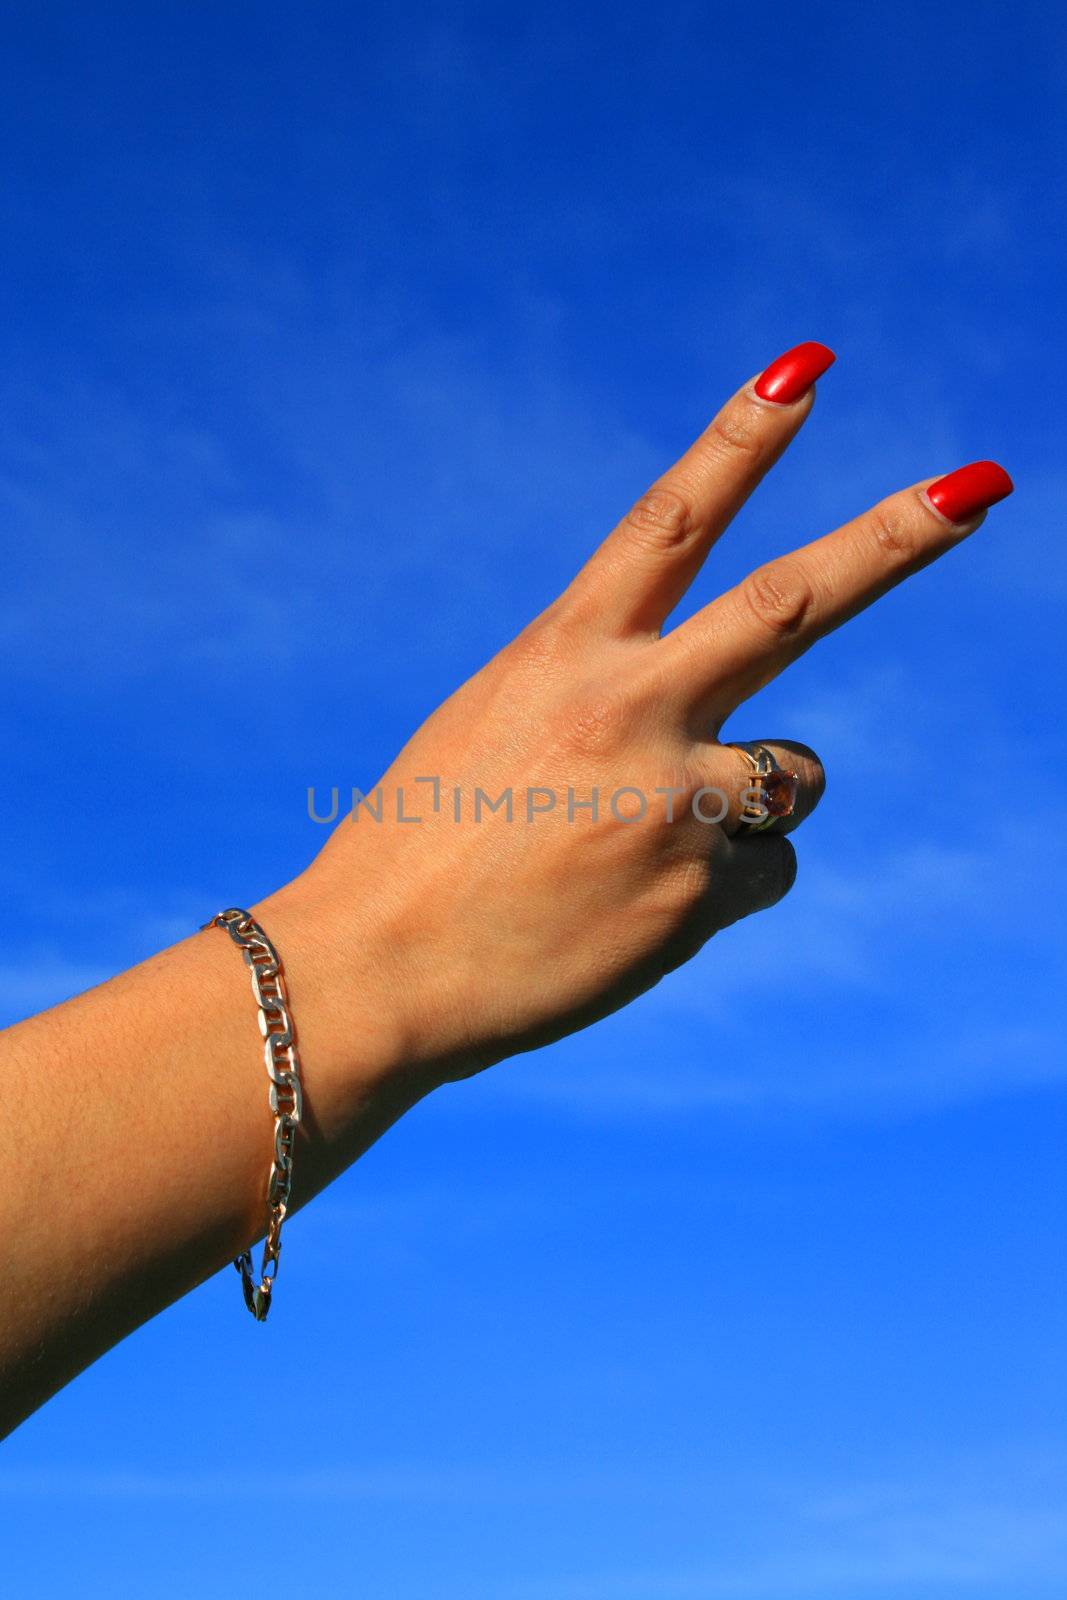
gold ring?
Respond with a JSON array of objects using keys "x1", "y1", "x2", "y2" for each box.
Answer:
[{"x1": 728, "y1": 742, "x2": 800, "y2": 831}]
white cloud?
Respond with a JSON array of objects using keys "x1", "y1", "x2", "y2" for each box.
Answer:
[
  {"x1": 0, "y1": 958, "x2": 110, "y2": 1022},
  {"x1": 3, "y1": 1453, "x2": 1062, "y2": 1597},
  {"x1": 503, "y1": 1454, "x2": 1067, "y2": 1598}
]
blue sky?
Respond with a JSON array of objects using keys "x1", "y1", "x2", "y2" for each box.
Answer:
[{"x1": 2, "y1": 2, "x2": 1065, "y2": 1595}]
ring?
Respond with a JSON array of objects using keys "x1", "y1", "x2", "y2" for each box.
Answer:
[{"x1": 728, "y1": 742, "x2": 800, "y2": 831}]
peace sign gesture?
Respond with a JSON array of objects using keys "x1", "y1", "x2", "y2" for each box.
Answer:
[
  {"x1": 0, "y1": 341, "x2": 1015, "y2": 1431},
  {"x1": 302, "y1": 342, "x2": 1012, "y2": 1081}
]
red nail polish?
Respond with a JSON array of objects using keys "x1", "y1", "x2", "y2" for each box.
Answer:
[
  {"x1": 754, "y1": 341, "x2": 836, "y2": 404},
  {"x1": 925, "y1": 460, "x2": 1014, "y2": 524}
]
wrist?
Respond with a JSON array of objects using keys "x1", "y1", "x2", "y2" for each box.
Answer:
[{"x1": 247, "y1": 874, "x2": 442, "y2": 1175}]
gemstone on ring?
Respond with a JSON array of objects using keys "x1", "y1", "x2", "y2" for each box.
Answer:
[
  {"x1": 728, "y1": 742, "x2": 802, "y2": 829},
  {"x1": 761, "y1": 768, "x2": 799, "y2": 818}
]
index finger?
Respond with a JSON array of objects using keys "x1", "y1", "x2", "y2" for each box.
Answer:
[
  {"x1": 563, "y1": 341, "x2": 836, "y2": 637},
  {"x1": 665, "y1": 460, "x2": 1014, "y2": 725}
]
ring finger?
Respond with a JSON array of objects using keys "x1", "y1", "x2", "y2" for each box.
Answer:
[{"x1": 695, "y1": 737, "x2": 826, "y2": 836}]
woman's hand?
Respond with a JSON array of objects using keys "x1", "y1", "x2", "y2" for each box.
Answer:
[
  {"x1": 271, "y1": 342, "x2": 1012, "y2": 1092},
  {"x1": 0, "y1": 342, "x2": 1013, "y2": 1431}
]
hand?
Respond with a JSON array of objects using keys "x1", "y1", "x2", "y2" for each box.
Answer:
[
  {"x1": 286, "y1": 342, "x2": 1012, "y2": 1089},
  {"x1": 0, "y1": 344, "x2": 1013, "y2": 1429}
]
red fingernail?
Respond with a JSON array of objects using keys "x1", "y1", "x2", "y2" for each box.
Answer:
[
  {"x1": 925, "y1": 460, "x2": 1014, "y2": 524},
  {"x1": 753, "y1": 341, "x2": 836, "y2": 404}
]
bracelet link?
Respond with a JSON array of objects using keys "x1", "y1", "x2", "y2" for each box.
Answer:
[{"x1": 202, "y1": 907, "x2": 305, "y2": 1322}]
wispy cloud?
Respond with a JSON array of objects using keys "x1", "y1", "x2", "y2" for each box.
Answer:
[
  {"x1": 504, "y1": 1456, "x2": 1067, "y2": 1598},
  {"x1": 508, "y1": 1505, "x2": 1067, "y2": 1598},
  {"x1": 0, "y1": 1464, "x2": 487, "y2": 1503},
  {"x1": 487, "y1": 814, "x2": 1067, "y2": 1121},
  {"x1": 0, "y1": 957, "x2": 110, "y2": 1021},
  {"x1": 0, "y1": 273, "x2": 661, "y2": 693},
  {"x1": 0, "y1": 887, "x2": 213, "y2": 1025},
  {"x1": 496, "y1": 1016, "x2": 1067, "y2": 1121},
  {"x1": 3, "y1": 1453, "x2": 1062, "y2": 1597}
]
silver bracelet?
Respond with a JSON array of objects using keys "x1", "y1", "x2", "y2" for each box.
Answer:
[{"x1": 201, "y1": 907, "x2": 304, "y2": 1321}]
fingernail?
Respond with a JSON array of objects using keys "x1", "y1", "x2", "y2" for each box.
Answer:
[
  {"x1": 924, "y1": 460, "x2": 1014, "y2": 524},
  {"x1": 753, "y1": 341, "x2": 836, "y2": 404}
]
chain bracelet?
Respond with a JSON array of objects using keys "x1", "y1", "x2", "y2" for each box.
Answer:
[{"x1": 201, "y1": 907, "x2": 304, "y2": 1322}]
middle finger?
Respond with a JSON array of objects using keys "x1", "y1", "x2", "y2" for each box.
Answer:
[{"x1": 663, "y1": 461, "x2": 1013, "y2": 727}]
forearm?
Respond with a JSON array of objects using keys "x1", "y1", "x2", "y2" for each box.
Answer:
[{"x1": 0, "y1": 875, "x2": 435, "y2": 1437}]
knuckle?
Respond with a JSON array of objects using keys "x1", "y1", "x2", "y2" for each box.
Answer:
[
  {"x1": 501, "y1": 599, "x2": 580, "y2": 672},
  {"x1": 707, "y1": 403, "x2": 763, "y2": 461},
  {"x1": 554, "y1": 687, "x2": 631, "y2": 758},
  {"x1": 624, "y1": 485, "x2": 695, "y2": 551},
  {"x1": 741, "y1": 559, "x2": 816, "y2": 638},
  {"x1": 867, "y1": 501, "x2": 919, "y2": 563},
  {"x1": 501, "y1": 620, "x2": 561, "y2": 675}
]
